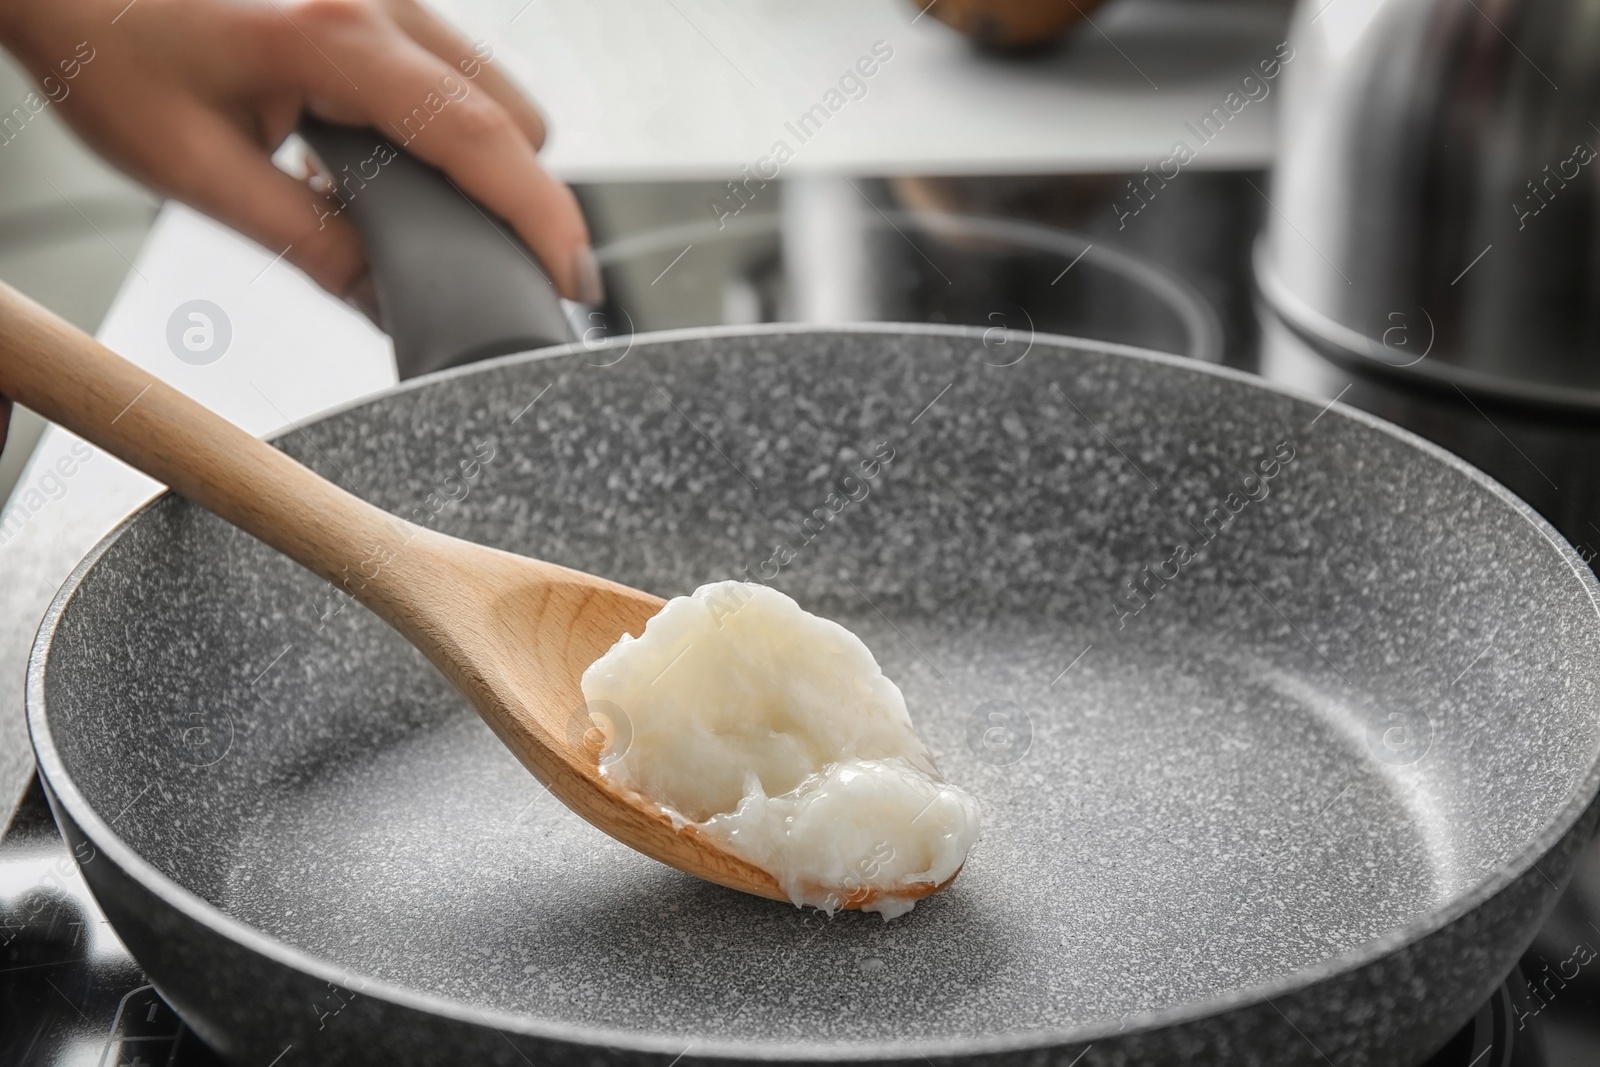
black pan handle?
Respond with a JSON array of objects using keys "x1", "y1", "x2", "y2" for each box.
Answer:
[{"x1": 297, "y1": 117, "x2": 577, "y2": 379}]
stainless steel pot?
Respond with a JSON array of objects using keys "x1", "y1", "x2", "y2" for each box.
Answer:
[{"x1": 1256, "y1": 0, "x2": 1600, "y2": 563}]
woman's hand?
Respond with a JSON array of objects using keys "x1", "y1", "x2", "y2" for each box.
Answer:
[{"x1": 0, "y1": 0, "x2": 599, "y2": 311}]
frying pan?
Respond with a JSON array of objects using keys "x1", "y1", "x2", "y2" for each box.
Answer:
[{"x1": 24, "y1": 125, "x2": 1600, "y2": 1067}]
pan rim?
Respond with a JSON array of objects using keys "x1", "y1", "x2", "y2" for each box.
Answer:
[{"x1": 25, "y1": 321, "x2": 1600, "y2": 1060}]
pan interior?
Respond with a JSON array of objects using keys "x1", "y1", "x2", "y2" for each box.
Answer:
[{"x1": 38, "y1": 329, "x2": 1600, "y2": 1047}]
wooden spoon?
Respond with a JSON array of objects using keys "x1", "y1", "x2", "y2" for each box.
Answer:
[{"x1": 0, "y1": 283, "x2": 951, "y2": 911}]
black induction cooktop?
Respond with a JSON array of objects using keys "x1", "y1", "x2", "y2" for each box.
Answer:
[{"x1": 4, "y1": 768, "x2": 1599, "y2": 1067}]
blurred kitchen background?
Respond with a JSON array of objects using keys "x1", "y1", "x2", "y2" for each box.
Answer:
[
  {"x1": 0, "y1": 53, "x2": 155, "y2": 501},
  {"x1": 0, "y1": 0, "x2": 1292, "y2": 509}
]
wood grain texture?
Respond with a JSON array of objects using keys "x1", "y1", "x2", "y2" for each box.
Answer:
[{"x1": 0, "y1": 282, "x2": 945, "y2": 911}]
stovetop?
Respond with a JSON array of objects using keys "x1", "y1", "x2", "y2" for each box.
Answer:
[{"x1": 4, "y1": 766, "x2": 1598, "y2": 1066}]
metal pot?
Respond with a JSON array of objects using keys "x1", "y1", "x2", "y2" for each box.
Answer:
[{"x1": 1255, "y1": 0, "x2": 1600, "y2": 564}]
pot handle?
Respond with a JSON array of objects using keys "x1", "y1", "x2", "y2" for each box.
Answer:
[{"x1": 297, "y1": 117, "x2": 577, "y2": 379}]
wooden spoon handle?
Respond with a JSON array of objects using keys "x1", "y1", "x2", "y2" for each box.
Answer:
[{"x1": 0, "y1": 281, "x2": 412, "y2": 598}]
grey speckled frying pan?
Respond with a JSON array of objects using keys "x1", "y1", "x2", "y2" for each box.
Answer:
[{"x1": 25, "y1": 128, "x2": 1600, "y2": 1067}]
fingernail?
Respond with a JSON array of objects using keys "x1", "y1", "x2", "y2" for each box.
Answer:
[
  {"x1": 572, "y1": 245, "x2": 605, "y2": 305},
  {"x1": 345, "y1": 270, "x2": 383, "y2": 328}
]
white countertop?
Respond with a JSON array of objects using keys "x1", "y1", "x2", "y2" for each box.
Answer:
[
  {"x1": 0, "y1": 206, "x2": 393, "y2": 808},
  {"x1": 444, "y1": 0, "x2": 1291, "y2": 179}
]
